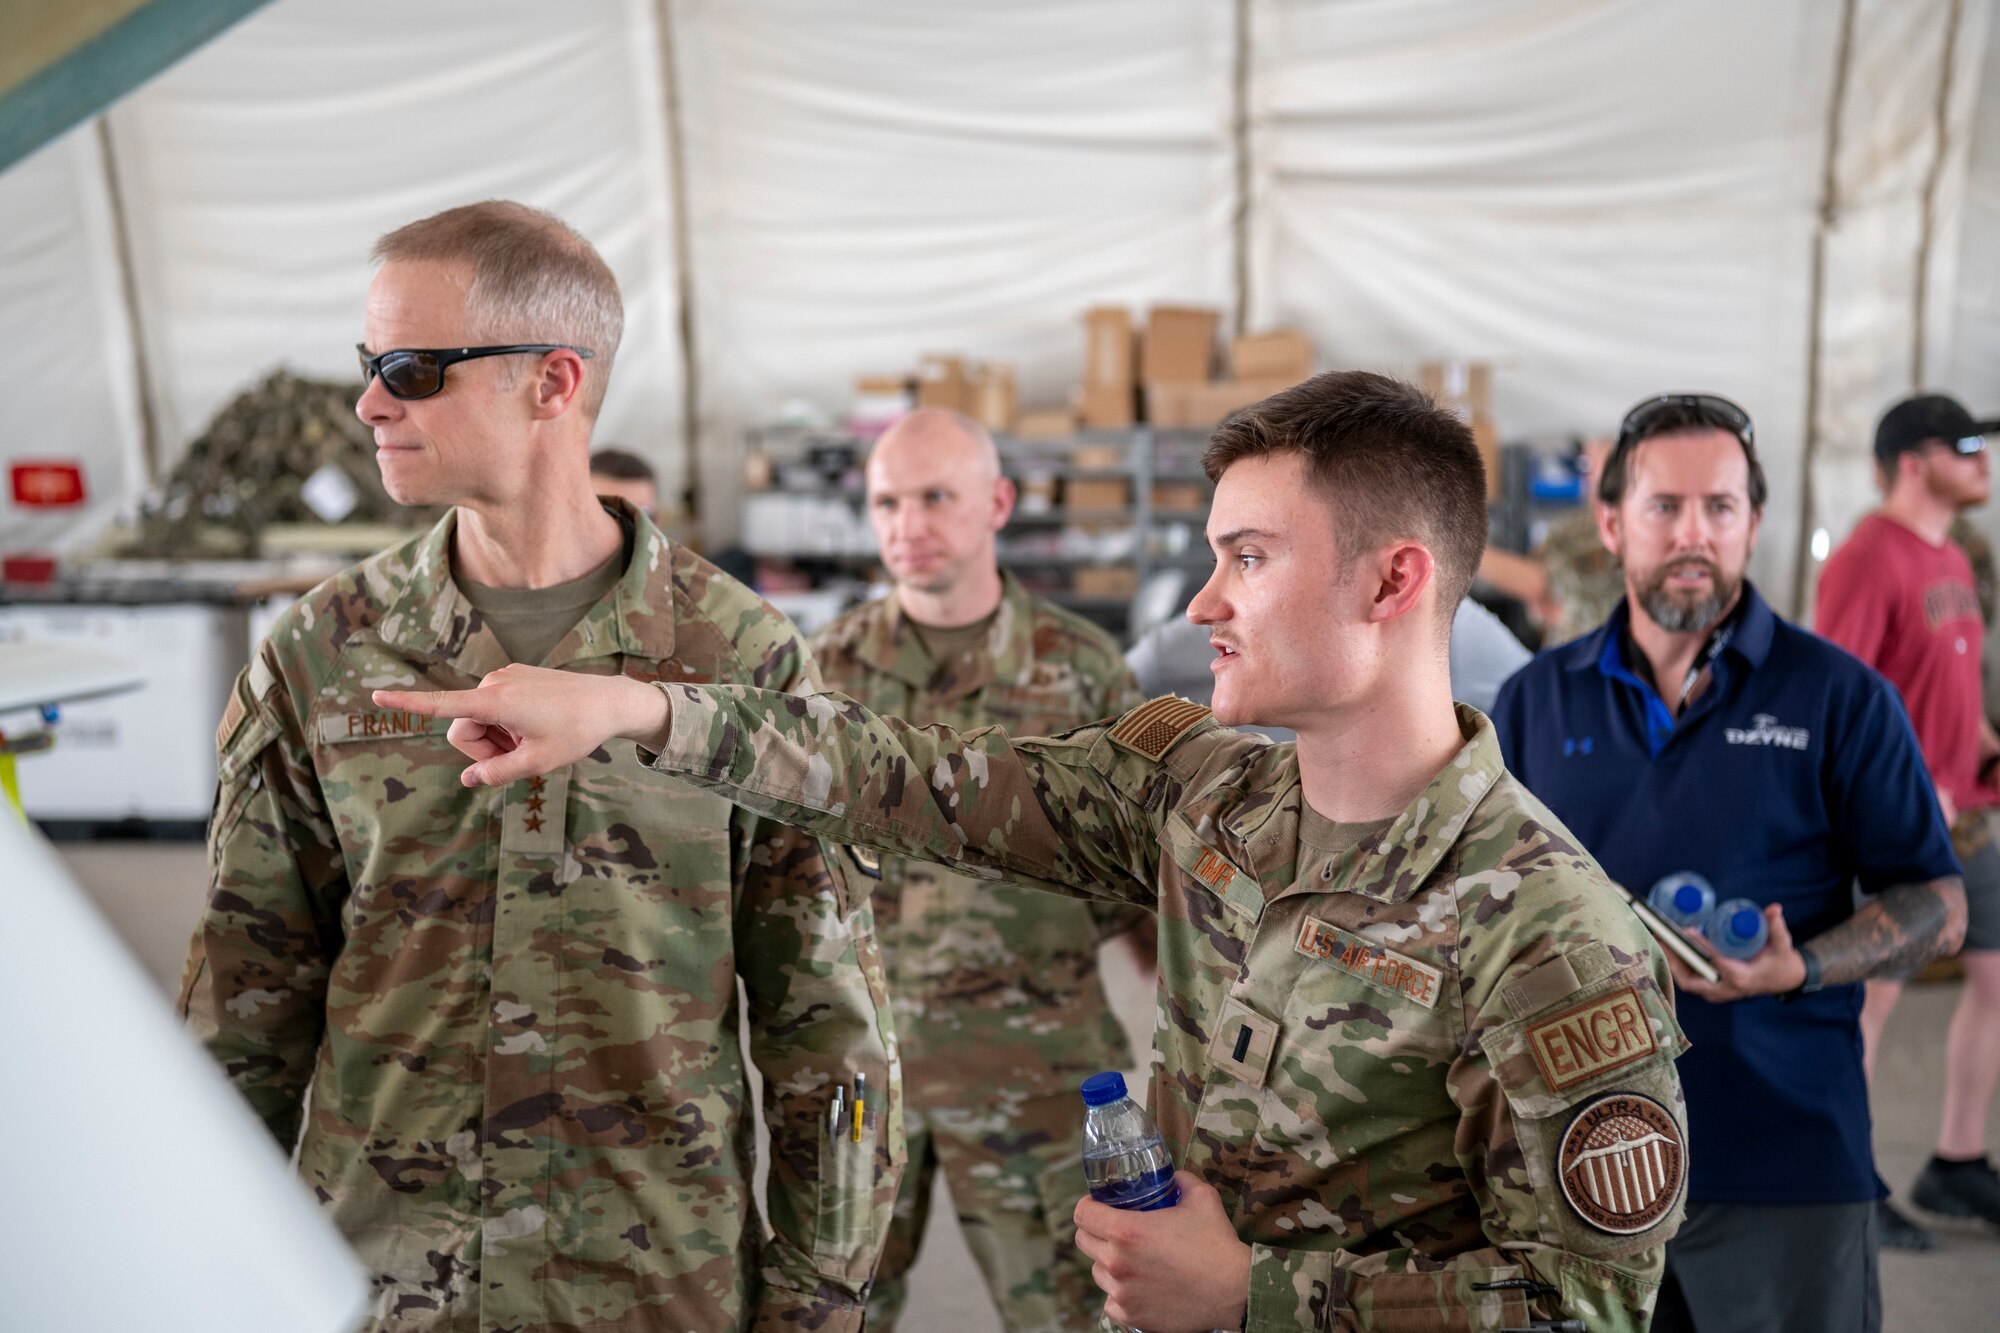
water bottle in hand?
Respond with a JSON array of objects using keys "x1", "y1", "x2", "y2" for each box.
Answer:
[
  {"x1": 1080, "y1": 1072, "x2": 1179, "y2": 1211},
  {"x1": 1648, "y1": 872, "x2": 1716, "y2": 929},
  {"x1": 1707, "y1": 899, "x2": 1769, "y2": 960}
]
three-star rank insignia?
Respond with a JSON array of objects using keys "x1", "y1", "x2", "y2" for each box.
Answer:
[
  {"x1": 1557, "y1": 1091, "x2": 1685, "y2": 1235},
  {"x1": 502, "y1": 771, "x2": 566, "y2": 856}
]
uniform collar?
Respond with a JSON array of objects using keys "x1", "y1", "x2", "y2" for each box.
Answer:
[
  {"x1": 374, "y1": 497, "x2": 677, "y2": 672},
  {"x1": 855, "y1": 570, "x2": 1037, "y2": 700},
  {"x1": 1269, "y1": 704, "x2": 1504, "y2": 905}
]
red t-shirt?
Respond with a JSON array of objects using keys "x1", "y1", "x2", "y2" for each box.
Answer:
[{"x1": 1816, "y1": 512, "x2": 1993, "y2": 809}]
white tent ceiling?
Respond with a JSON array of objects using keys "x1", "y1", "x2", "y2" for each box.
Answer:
[{"x1": 2, "y1": 0, "x2": 1996, "y2": 615}]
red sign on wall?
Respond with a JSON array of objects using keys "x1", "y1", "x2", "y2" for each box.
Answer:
[{"x1": 10, "y1": 462, "x2": 87, "y2": 508}]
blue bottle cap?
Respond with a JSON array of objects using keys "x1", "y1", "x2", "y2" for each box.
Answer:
[
  {"x1": 1080, "y1": 1071, "x2": 1127, "y2": 1107},
  {"x1": 1673, "y1": 884, "x2": 1706, "y2": 914},
  {"x1": 1728, "y1": 908, "x2": 1762, "y2": 940}
]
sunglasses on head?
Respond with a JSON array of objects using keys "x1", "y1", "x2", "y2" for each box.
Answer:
[
  {"x1": 1615, "y1": 393, "x2": 1755, "y2": 453},
  {"x1": 357, "y1": 343, "x2": 594, "y2": 401}
]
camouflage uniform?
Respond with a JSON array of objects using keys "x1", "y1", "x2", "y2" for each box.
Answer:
[
  {"x1": 1949, "y1": 514, "x2": 2000, "y2": 727},
  {"x1": 641, "y1": 690, "x2": 1690, "y2": 1331},
  {"x1": 808, "y1": 572, "x2": 1146, "y2": 1331},
  {"x1": 179, "y1": 501, "x2": 900, "y2": 1333},
  {"x1": 1539, "y1": 508, "x2": 1623, "y2": 647}
]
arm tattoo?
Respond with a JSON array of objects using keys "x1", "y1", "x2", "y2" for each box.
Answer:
[{"x1": 1805, "y1": 876, "x2": 1967, "y2": 987}]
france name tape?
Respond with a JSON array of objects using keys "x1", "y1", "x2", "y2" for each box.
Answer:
[
  {"x1": 1294, "y1": 918, "x2": 1442, "y2": 1010},
  {"x1": 318, "y1": 710, "x2": 447, "y2": 745},
  {"x1": 1558, "y1": 1092, "x2": 1684, "y2": 1235},
  {"x1": 1526, "y1": 987, "x2": 1658, "y2": 1092}
]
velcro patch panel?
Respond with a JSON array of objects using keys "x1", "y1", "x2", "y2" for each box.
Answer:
[{"x1": 1108, "y1": 696, "x2": 1211, "y2": 761}]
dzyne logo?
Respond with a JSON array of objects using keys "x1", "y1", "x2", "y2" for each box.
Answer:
[{"x1": 1723, "y1": 713, "x2": 1809, "y2": 750}]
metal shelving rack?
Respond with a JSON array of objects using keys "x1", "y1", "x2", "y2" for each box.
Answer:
[{"x1": 737, "y1": 424, "x2": 1216, "y2": 643}]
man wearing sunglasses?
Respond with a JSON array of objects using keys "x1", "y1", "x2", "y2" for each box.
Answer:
[
  {"x1": 179, "y1": 201, "x2": 899, "y2": 1333},
  {"x1": 1816, "y1": 394, "x2": 2000, "y2": 1248},
  {"x1": 1491, "y1": 394, "x2": 1968, "y2": 1333}
]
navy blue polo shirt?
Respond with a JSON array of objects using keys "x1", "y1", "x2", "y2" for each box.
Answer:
[{"x1": 1490, "y1": 584, "x2": 1957, "y2": 1205}]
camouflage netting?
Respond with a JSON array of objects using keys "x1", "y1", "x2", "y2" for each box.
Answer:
[{"x1": 118, "y1": 369, "x2": 443, "y2": 558}]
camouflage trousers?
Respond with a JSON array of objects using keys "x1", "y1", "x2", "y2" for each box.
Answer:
[{"x1": 865, "y1": 1089, "x2": 1105, "y2": 1333}]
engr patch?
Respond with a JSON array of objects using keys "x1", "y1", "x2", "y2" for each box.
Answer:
[
  {"x1": 1526, "y1": 987, "x2": 1658, "y2": 1092},
  {"x1": 1557, "y1": 1091, "x2": 1684, "y2": 1235}
]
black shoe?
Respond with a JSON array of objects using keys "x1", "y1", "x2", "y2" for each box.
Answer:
[
  {"x1": 1876, "y1": 1197, "x2": 1938, "y2": 1251},
  {"x1": 1910, "y1": 1155, "x2": 2000, "y2": 1226}
]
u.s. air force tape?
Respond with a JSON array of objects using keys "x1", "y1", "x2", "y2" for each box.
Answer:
[{"x1": 1557, "y1": 1092, "x2": 1685, "y2": 1235}]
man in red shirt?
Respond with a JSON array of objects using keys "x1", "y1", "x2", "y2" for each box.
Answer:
[{"x1": 1817, "y1": 393, "x2": 2000, "y2": 1244}]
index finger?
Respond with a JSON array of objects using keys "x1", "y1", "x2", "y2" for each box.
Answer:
[{"x1": 373, "y1": 687, "x2": 487, "y2": 719}]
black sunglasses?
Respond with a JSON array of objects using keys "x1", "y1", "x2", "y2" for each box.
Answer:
[
  {"x1": 357, "y1": 343, "x2": 594, "y2": 401},
  {"x1": 1615, "y1": 393, "x2": 1755, "y2": 452},
  {"x1": 1934, "y1": 434, "x2": 1990, "y2": 457}
]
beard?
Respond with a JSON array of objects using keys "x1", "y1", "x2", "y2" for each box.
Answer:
[{"x1": 1634, "y1": 556, "x2": 1740, "y2": 633}]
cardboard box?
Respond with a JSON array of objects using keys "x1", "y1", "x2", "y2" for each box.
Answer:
[
  {"x1": 917, "y1": 354, "x2": 972, "y2": 413},
  {"x1": 1149, "y1": 480, "x2": 1207, "y2": 513},
  {"x1": 1073, "y1": 567, "x2": 1139, "y2": 599},
  {"x1": 1078, "y1": 382, "x2": 1136, "y2": 430},
  {"x1": 1230, "y1": 330, "x2": 1314, "y2": 383},
  {"x1": 1064, "y1": 477, "x2": 1132, "y2": 512},
  {"x1": 1472, "y1": 417, "x2": 1501, "y2": 502},
  {"x1": 1145, "y1": 378, "x2": 1293, "y2": 430},
  {"x1": 1083, "y1": 307, "x2": 1135, "y2": 389},
  {"x1": 1015, "y1": 407, "x2": 1077, "y2": 440},
  {"x1": 972, "y1": 362, "x2": 1018, "y2": 432},
  {"x1": 1418, "y1": 360, "x2": 1494, "y2": 423},
  {"x1": 1070, "y1": 443, "x2": 1126, "y2": 471},
  {"x1": 853, "y1": 374, "x2": 914, "y2": 425},
  {"x1": 1141, "y1": 305, "x2": 1221, "y2": 383}
]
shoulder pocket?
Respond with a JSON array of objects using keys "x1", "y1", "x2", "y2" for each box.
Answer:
[
  {"x1": 1479, "y1": 952, "x2": 1690, "y2": 1258},
  {"x1": 210, "y1": 702, "x2": 282, "y2": 865}
]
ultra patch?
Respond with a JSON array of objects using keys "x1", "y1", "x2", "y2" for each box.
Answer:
[{"x1": 1557, "y1": 1092, "x2": 1684, "y2": 1235}]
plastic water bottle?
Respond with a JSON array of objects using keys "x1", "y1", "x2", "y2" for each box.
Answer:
[
  {"x1": 1080, "y1": 1071, "x2": 1179, "y2": 1212},
  {"x1": 1648, "y1": 872, "x2": 1716, "y2": 929},
  {"x1": 1707, "y1": 899, "x2": 1769, "y2": 960}
]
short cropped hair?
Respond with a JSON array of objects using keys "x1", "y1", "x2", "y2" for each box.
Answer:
[
  {"x1": 1599, "y1": 401, "x2": 1767, "y2": 512},
  {"x1": 373, "y1": 201, "x2": 623, "y2": 419},
  {"x1": 588, "y1": 447, "x2": 655, "y2": 481},
  {"x1": 1202, "y1": 370, "x2": 1488, "y2": 622}
]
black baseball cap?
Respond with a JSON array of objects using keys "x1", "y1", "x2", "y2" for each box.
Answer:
[{"x1": 1874, "y1": 394, "x2": 1999, "y2": 465}]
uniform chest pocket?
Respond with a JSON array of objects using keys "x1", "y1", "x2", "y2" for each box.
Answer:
[
  {"x1": 313, "y1": 711, "x2": 492, "y2": 899},
  {"x1": 1276, "y1": 918, "x2": 1460, "y2": 1097},
  {"x1": 983, "y1": 682, "x2": 1090, "y2": 735}
]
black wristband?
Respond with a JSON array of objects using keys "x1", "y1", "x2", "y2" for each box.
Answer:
[{"x1": 1781, "y1": 945, "x2": 1823, "y2": 1003}]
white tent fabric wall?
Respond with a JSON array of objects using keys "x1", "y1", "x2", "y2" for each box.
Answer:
[
  {"x1": 0, "y1": 124, "x2": 150, "y2": 558},
  {"x1": 1950, "y1": 0, "x2": 2000, "y2": 498},
  {"x1": 1805, "y1": 0, "x2": 1995, "y2": 615},
  {"x1": 1253, "y1": 0, "x2": 1837, "y2": 605},
  {"x1": 673, "y1": 0, "x2": 1237, "y2": 538},
  {"x1": 3, "y1": 0, "x2": 1999, "y2": 615},
  {"x1": 31, "y1": 0, "x2": 687, "y2": 554}
]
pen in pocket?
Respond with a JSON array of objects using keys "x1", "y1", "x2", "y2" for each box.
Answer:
[{"x1": 851, "y1": 1072, "x2": 867, "y2": 1144}]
